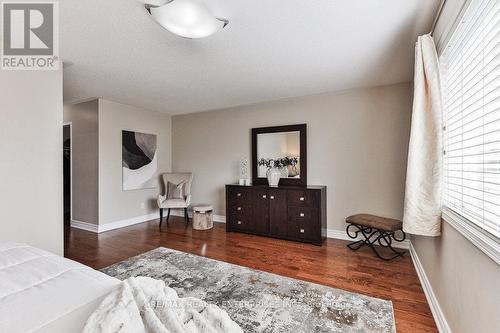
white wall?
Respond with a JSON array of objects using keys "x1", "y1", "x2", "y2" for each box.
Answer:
[
  {"x1": 412, "y1": 223, "x2": 500, "y2": 333},
  {"x1": 64, "y1": 100, "x2": 99, "y2": 225},
  {"x1": 98, "y1": 99, "x2": 172, "y2": 225},
  {"x1": 0, "y1": 70, "x2": 63, "y2": 255},
  {"x1": 172, "y1": 83, "x2": 412, "y2": 231}
]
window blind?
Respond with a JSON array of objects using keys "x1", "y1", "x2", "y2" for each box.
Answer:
[{"x1": 441, "y1": 0, "x2": 500, "y2": 239}]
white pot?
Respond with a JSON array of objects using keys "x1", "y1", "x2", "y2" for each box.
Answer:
[
  {"x1": 288, "y1": 165, "x2": 298, "y2": 177},
  {"x1": 266, "y1": 168, "x2": 281, "y2": 187}
]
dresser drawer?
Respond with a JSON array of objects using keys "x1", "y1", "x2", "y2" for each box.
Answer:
[
  {"x1": 227, "y1": 187, "x2": 250, "y2": 203},
  {"x1": 287, "y1": 219, "x2": 318, "y2": 241},
  {"x1": 229, "y1": 204, "x2": 250, "y2": 216},
  {"x1": 287, "y1": 190, "x2": 320, "y2": 208},
  {"x1": 228, "y1": 214, "x2": 250, "y2": 232},
  {"x1": 288, "y1": 206, "x2": 319, "y2": 223}
]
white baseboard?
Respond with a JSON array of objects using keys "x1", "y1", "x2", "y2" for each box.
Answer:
[
  {"x1": 70, "y1": 210, "x2": 227, "y2": 233},
  {"x1": 71, "y1": 212, "x2": 158, "y2": 233},
  {"x1": 70, "y1": 220, "x2": 99, "y2": 233},
  {"x1": 170, "y1": 209, "x2": 226, "y2": 223},
  {"x1": 72, "y1": 213, "x2": 406, "y2": 250},
  {"x1": 409, "y1": 242, "x2": 451, "y2": 333},
  {"x1": 99, "y1": 212, "x2": 159, "y2": 232},
  {"x1": 72, "y1": 211, "x2": 407, "y2": 251}
]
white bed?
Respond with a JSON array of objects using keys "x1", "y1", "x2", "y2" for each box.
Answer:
[{"x1": 0, "y1": 242, "x2": 120, "y2": 333}]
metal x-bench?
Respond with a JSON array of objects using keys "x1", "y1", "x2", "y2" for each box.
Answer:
[{"x1": 345, "y1": 214, "x2": 406, "y2": 260}]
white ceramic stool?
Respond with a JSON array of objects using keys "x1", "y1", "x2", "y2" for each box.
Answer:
[{"x1": 192, "y1": 205, "x2": 214, "y2": 230}]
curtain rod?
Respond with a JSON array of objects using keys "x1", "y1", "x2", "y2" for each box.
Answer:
[{"x1": 430, "y1": 0, "x2": 447, "y2": 35}]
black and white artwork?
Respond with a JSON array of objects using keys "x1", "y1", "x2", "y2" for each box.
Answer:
[{"x1": 122, "y1": 130, "x2": 157, "y2": 190}]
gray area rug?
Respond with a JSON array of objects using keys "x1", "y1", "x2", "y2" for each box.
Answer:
[{"x1": 101, "y1": 247, "x2": 395, "y2": 333}]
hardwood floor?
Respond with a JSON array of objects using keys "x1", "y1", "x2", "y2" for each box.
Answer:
[{"x1": 65, "y1": 217, "x2": 437, "y2": 333}]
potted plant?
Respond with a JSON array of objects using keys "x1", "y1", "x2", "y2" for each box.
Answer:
[
  {"x1": 258, "y1": 156, "x2": 299, "y2": 186},
  {"x1": 285, "y1": 156, "x2": 299, "y2": 177},
  {"x1": 258, "y1": 158, "x2": 280, "y2": 186}
]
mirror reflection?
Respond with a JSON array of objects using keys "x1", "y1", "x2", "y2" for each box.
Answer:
[{"x1": 257, "y1": 131, "x2": 301, "y2": 178}]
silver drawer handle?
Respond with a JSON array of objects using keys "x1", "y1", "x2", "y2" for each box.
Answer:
[
  {"x1": 237, "y1": 221, "x2": 242, "y2": 225},
  {"x1": 299, "y1": 197, "x2": 305, "y2": 201},
  {"x1": 270, "y1": 195, "x2": 275, "y2": 200},
  {"x1": 300, "y1": 229, "x2": 305, "y2": 233},
  {"x1": 262, "y1": 195, "x2": 267, "y2": 199},
  {"x1": 237, "y1": 207, "x2": 242, "y2": 211},
  {"x1": 300, "y1": 213, "x2": 305, "y2": 217},
  {"x1": 237, "y1": 193, "x2": 242, "y2": 197}
]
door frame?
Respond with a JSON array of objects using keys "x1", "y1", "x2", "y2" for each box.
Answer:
[{"x1": 63, "y1": 122, "x2": 73, "y2": 224}]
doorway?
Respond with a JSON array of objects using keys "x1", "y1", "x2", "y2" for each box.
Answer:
[{"x1": 63, "y1": 124, "x2": 71, "y2": 226}]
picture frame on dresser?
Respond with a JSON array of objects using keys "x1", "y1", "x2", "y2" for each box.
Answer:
[{"x1": 252, "y1": 124, "x2": 307, "y2": 187}]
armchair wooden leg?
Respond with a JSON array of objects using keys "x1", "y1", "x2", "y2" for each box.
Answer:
[
  {"x1": 159, "y1": 208, "x2": 163, "y2": 229},
  {"x1": 166, "y1": 208, "x2": 171, "y2": 223},
  {"x1": 184, "y1": 208, "x2": 189, "y2": 225}
]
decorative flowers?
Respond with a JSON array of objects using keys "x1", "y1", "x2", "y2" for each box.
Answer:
[{"x1": 258, "y1": 156, "x2": 299, "y2": 169}]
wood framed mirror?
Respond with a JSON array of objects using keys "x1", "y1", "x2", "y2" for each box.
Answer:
[{"x1": 252, "y1": 124, "x2": 307, "y2": 187}]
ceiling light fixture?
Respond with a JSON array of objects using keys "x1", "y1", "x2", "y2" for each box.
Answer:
[{"x1": 145, "y1": 0, "x2": 228, "y2": 39}]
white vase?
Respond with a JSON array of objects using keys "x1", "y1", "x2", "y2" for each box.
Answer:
[{"x1": 266, "y1": 168, "x2": 281, "y2": 187}]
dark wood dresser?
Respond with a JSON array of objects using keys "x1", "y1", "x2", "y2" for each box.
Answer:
[{"x1": 225, "y1": 184, "x2": 327, "y2": 245}]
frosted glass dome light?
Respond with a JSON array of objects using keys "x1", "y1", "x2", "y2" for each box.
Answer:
[{"x1": 146, "y1": 0, "x2": 228, "y2": 39}]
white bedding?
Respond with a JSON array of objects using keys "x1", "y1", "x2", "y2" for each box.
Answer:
[
  {"x1": 0, "y1": 242, "x2": 120, "y2": 333},
  {"x1": 83, "y1": 276, "x2": 243, "y2": 333}
]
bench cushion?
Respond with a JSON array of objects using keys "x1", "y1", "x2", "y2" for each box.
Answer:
[{"x1": 346, "y1": 214, "x2": 402, "y2": 232}]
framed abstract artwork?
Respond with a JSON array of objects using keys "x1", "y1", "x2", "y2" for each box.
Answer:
[{"x1": 122, "y1": 130, "x2": 158, "y2": 190}]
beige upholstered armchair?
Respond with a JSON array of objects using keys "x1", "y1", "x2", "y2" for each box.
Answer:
[{"x1": 157, "y1": 172, "x2": 193, "y2": 228}]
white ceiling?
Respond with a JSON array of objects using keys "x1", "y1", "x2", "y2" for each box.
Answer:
[{"x1": 61, "y1": 0, "x2": 439, "y2": 115}]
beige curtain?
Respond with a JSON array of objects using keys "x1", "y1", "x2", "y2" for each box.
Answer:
[{"x1": 403, "y1": 34, "x2": 443, "y2": 237}]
